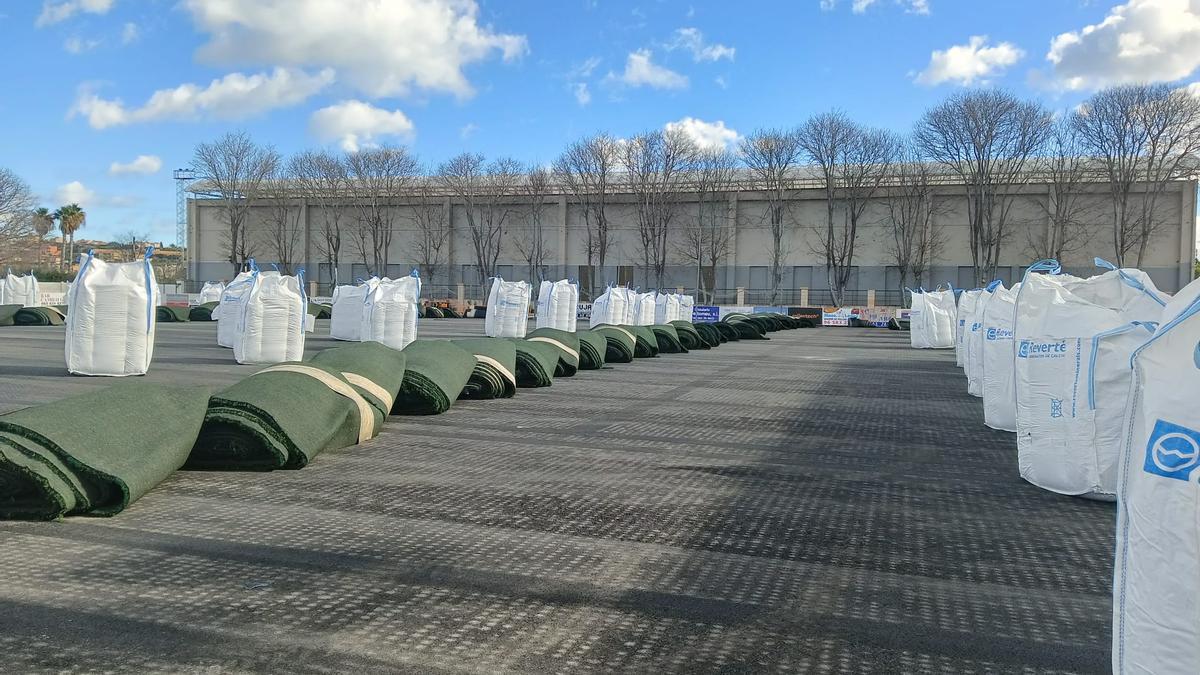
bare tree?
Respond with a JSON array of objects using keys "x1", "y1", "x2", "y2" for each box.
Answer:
[
  {"x1": 259, "y1": 161, "x2": 304, "y2": 274},
  {"x1": 190, "y1": 131, "x2": 279, "y2": 275},
  {"x1": 915, "y1": 90, "x2": 1052, "y2": 284},
  {"x1": 623, "y1": 128, "x2": 696, "y2": 288},
  {"x1": 739, "y1": 128, "x2": 803, "y2": 304},
  {"x1": 0, "y1": 168, "x2": 36, "y2": 261},
  {"x1": 1074, "y1": 83, "x2": 1200, "y2": 266},
  {"x1": 512, "y1": 165, "x2": 554, "y2": 281},
  {"x1": 882, "y1": 140, "x2": 945, "y2": 304},
  {"x1": 1026, "y1": 117, "x2": 1096, "y2": 261},
  {"x1": 115, "y1": 230, "x2": 151, "y2": 262},
  {"x1": 438, "y1": 153, "x2": 520, "y2": 287},
  {"x1": 799, "y1": 111, "x2": 898, "y2": 306},
  {"x1": 677, "y1": 148, "x2": 738, "y2": 303},
  {"x1": 553, "y1": 133, "x2": 620, "y2": 299},
  {"x1": 290, "y1": 150, "x2": 348, "y2": 287},
  {"x1": 345, "y1": 145, "x2": 421, "y2": 276},
  {"x1": 408, "y1": 174, "x2": 451, "y2": 285}
]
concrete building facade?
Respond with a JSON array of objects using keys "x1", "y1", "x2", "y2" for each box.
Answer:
[{"x1": 187, "y1": 176, "x2": 1198, "y2": 304}]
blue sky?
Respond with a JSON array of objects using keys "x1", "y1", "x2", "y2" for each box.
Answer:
[{"x1": 2, "y1": 0, "x2": 1197, "y2": 244}]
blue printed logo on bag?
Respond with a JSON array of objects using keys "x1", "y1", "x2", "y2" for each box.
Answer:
[
  {"x1": 1144, "y1": 419, "x2": 1200, "y2": 481},
  {"x1": 1017, "y1": 340, "x2": 1067, "y2": 359},
  {"x1": 986, "y1": 328, "x2": 1013, "y2": 341}
]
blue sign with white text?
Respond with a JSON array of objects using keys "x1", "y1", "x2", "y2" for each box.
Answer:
[{"x1": 691, "y1": 305, "x2": 719, "y2": 322}]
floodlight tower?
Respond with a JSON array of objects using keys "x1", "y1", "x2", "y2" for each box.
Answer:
[{"x1": 173, "y1": 169, "x2": 197, "y2": 276}]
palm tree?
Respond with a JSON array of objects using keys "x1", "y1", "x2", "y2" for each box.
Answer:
[
  {"x1": 32, "y1": 207, "x2": 54, "y2": 268},
  {"x1": 54, "y1": 203, "x2": 85, "y2": 271}
]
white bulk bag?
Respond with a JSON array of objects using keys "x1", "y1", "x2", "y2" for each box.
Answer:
[
  {"x1": 910, "y1": 287, "x2": 955, "y2": 349},
  {"x1": 589, "y1": 286, "x2": 630, "y2": 327},
  {"x1": 198, "y1": 281, "x2": 224, "y2": 304},
  {"x1": 981, "y1": 283, "x2": 1020, "y2": 432},
  {"x1": 654, "y1": 292, "x2": 682, "y2": 325},
  {"x1": 956, "y1": 290, "x2": 981, "y2": 368},
  {"x1": 216, "y1": 270, "x2": 257, "y2": 348},
  {"x1": 633, "y1": 292, "x2": 656, "y2": 326},
  {"x1": 1014, "y1": 260, "x2": 1169, "y2": 498},
  {"x1": 1111, "y1": 278, "x2": 1200, "y2": 675},
  {"x1": 536, "y1": 279, "x2": 578, "y2": 332},
  {"x1": 679, "y1": 295, "x2": 695, "y2": 322},
  {"x1": 966, "y1": 282, "x2": 999, "y2": 397},
  {"x1": 65, "y1": 250, "x2": 157, "y2": 377},
  {"x1": 3, "y1": 271, "x2": 40, "y2": 307},
  {"x1": 485, "y1": 278, "x2": 531, "y2": 338},
  {"x1": 233, "y1": 271, "x2": 306, "y2": 365},
  {"x1": 362, "y1": 274, "x2": 421, "y2": 349},
  {"x1": 329, "y1": 278, "x2": 379, "y2": 342}
]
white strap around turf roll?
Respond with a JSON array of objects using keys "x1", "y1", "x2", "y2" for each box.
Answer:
[
  {"x1": 255, "y1": 364, "x2": 375, "y2": 443},
  {"x1": 474, "y1": 355, "x2": 517, "y2": 386},
  {"x1": 605, "y1": 325, "x2": 635, "y2": 343},
  {"x1": 341, "y1": 372, "x2": 394, "y2": 412},
  {"x1": 526, "y1": 336, "x2": 579, "y2": 360}
]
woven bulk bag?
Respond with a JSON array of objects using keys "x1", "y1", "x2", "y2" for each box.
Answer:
[
  {"x1": 981, "y1": 283, "x2": 1020, "y2": 431},
  {"x1": 955, "y1": 290, "x2": 981, "y2": 368},
  {"x1": 536, "y1": 279, "x2": 578, "y2": 332},
  {"x1": 633, "y1": 291, "x2": 656, "y2": 326},
  {"x1": 589, "y1": 285, "x2": 629, "y2": 327},
  {"x1": 233, "y1": 271, "x2": 306, "y2": 365},
  {"x1": 216, "y1": 268, "x2": 257, "y2": 348},
  {"x1": 654, "y1": 292, "x2": 681, "y2": 325},
  {"x1": 3, "y1": 271, "x2": 40, "y2": 307},
  {"x1": 362, "y1": 273, "x2": 421, "y2": 349},
  {"x1": 330, "y1": 278, "x2": 379, "y2": 341},
  {"x1": 484, "y1": 278, "x2": 531, "y2": 338},
  {"x1": 198, "y1": 281, "x2": 224, "y2": 305},
  {"x1": 65, "y1": 249, "x2": 157, "y2": 376}
]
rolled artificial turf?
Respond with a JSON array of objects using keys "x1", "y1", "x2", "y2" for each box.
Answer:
[
  {"x1": 394, "y1": 340, "x2": 476, "y2": 415},
  {"x1": 188, "y1": 360, "x2": 374, "y2": 471},
  {"x1": 629, "y1": 325, "x2": 659, "y2": 358},
  {"x1": 0, "y1": 383, "x2": 209, "y2": 519},
  {"x1": 577, "y1": 330, "x2": 607, "y2": 370},
  {"x1": 723, "y1": 317, "x2": 767, "y2": 340},
  {"x1": 669, "y1": 321, "x2": 707, "y2": 350},
  {"x1": 156, "y1": 306, "x2": 191, "y2": 322},
  {"x1": 307, "y1": 303, "x2": 332, "y2": 319},
  {"x1": 308, "y1": 341, "x2": 407, "y2": 430},
  {"x1": 649, "y1": 324, "x2": 687, "y2": 354},
  {"x1": 12, "y1": 307, "x2": 65, "y2": 326},
  {"x1": 0, "y1": 304, "x2": 19, "y2": 326},
  {"x1": 591, "y1": 325, "x2": 635, "y2": 363},
  {"x1": 189, "y1": 302, "x2": 219, "y2": 321},
  {"x1": 511, "y1": 339, "x2": 560, "y2": 388},
  {"x1": 526, "y1": 327, "x2": 580, "y2": 377},
  {"x1": 711, "y1": 321, "x2": 740, "y2": 342},
  {"x1": 453, "y1": 338, "x2": 517, "y2": 399},
  {"x1": 692, "y1": 322, "x2": 724, "y2": 348}
]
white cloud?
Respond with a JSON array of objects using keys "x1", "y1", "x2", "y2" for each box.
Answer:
[
  {"x1": 916, "y1": 35, "x2": 1023, "y2": 86},
  {"x1": 109, "y1": 154, "x2": 163, "y2": 176},
  {"x1": 1185, "y1": 82, "x2": 1200, "y2": 98},
  {"x1": 666, "y1": 27, "x2": 735, "y2": 62},
  {"x1": 183, "y1": 0, "x2": 526, "y2": 99},
  {"x1": 573, "y1": 82, "x2": 591, "y2": 105},
  {"x1": 71, "y1": 67, "x2": 335, "y2": 129},
  {"x1": 121, "y1": 22, "x2": 138, "y2": 44},
  {"x1": 1046, "y1": 0, "x2": 1200, "y2": 90},
  {"x1": 714, "y1": 76, "x2": 728, "y2": 89},
  {"x1": 36, "y1": 0, "x2": 113, "y2": 27},
  {"x1": 906, "y1": 0, "x2": 929, "y2": 14},
  {"x1": 609, "y1": 49, "x2": 688, "y2": 90},
  {"x1": 664, "y1": 117, "x2": 740, "y2": 151},
  {"x1": 55, "y1": 180, "x2": 95, "y2": 206},
  {"x1": 309, "y1": 100, "x2": 415, "y2": 152},
  {"x1": 64, "y1": 36, "x2": 100, "y2": 54},
  {"x1": 852, "y1": 0, "x2": 878, "y2": 12},
  {"x1": 459, "y1": 122, "x2": 479, "y2": 140},
  {"x1": 821, "y1": 0, "x2": 929, "y2": 13}
]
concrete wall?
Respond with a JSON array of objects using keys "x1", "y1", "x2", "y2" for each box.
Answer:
[{"x1": 188, "y1": 179, "x2": 1198, "y2": 301}]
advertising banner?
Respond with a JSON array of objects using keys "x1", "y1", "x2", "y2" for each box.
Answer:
[
  {"x1": 719, "y1": 305, "x2": 753, "y2": 319},
  {"x1": 576, "y1": 302, "x2": 592, "y2": 320},
  {"x1": 691, "y1": 305, "x2": 719, "y2": 322},
  {"x1": 822, "y1": 307, "x2": 853, "y2": 326}
]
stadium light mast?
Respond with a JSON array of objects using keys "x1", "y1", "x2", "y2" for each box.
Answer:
[{"x1": 173, "y1": 169, "x2": 198, "y2": 278}]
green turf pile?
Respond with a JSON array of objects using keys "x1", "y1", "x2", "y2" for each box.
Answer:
[
  {"x1": 0, "y1": 304, "x2": 19, "y2": 326},
  {"x1": 394, "y1": 340, "x2": 476, "y2": 414},
  {"x1": 189, "y1": 302, "x2": 219, "y2": 321},
  {"x1": 309, "y1": 341, "x2": 407, "y2": 431},
  {"x1": 649, "y1": 324, "x2": 686, "y2": 354},
  {"x1": 307, "y1": 303, "x2": 332, "y2": 319},
  {"x1": 669, "y1": 321, "x2": 707, "y2": 350},
  {"x1": 629, "y1": 325, "x2": 660, "y2": 357},
  {"x1": 692, "y1": 322, "x2": 723, "y2": 347},
  {"x1": 13, "y1": 307, "x2": 65, "y2": 326},
  {"x1": 511, "y1": 338, "x2": 560, "y2": 388},
  {"x1": 0, "y1": 383, "x2": 208, "y2": 519},
  {"x1": 577, "y1": 330, "x2": 607, "y2": 370},
  {"x1": 453, "y1": 338, "x2": 517, "y2": 399},
  {"x1": 526, "y1": 327, "x2": 580, "y2": 377},
  {"x1": 591, "y1": 325, "x2": 636, "y2": 363},
  {"x1": 156, "y1": 306, "x2": 191, "y2": 322}
]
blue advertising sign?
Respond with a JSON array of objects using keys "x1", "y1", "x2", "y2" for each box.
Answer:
[{"x1": 691, "y1": 305, "x2": 719, "y2": 322}]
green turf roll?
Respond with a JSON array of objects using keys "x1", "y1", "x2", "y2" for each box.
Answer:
[
  {"x1": 511, "y1": 339, "x2": 559, "y2": 388},
  {"x1": 307, "y1": 302, "x2": 332, "y2": 319},
  {"x1": 649, "y1": 324, "x2": 687, "y2": 354},
  {"x1": 693, "y1": 322, "x2": 723, "y2": 347},
  {"x1": 577, "y1": 330, "x2": 607, "y2": 370},
  {"x1": 188, "y1": 362, "x2": 370, "y2": 471},
  {"x1": 526, "y1": 327, "x2": 580, "y2": 377},
  {"x1": 591, "y1": 325, "x2": 635, "y2": 363},
  {"x1": 670, "y1": 321, "x2": 708, "y2": 350},
  {"x1": 156, "y1": 305, "x2": 191, "y2": 322},
  {"x1": 424, "y1": 306, "x2": 445, "y2": 318},
  {"x1": 0, "y1": 304, "x2": 19, "y2": 327},
  {"x1": 453, "y1": 338, "x2": 517, "y2": 400},
  {"x1": 725, "y1": 317, "x2": 768, "y2": 340},
  {"x1": 189, "y1": 302, "x2": 219, "y2": 321},
  {"x1": 629, "y1": 325, "x2": 659, "y2": 357},
  {"x1": 309, "y1": 341, "x2": 407, "y2": 430},
  {"x1": 12, "y1": 307, "x2": 65, "y2": 326},
  {"x1": 711, "y1": 321, "x2": 739, "y2": 341},
  {"x1": 394, "y1": 340, "x2": 476, "y2": 415},
  {"x1": 0, "y1": 383, "x2": 209, "y2": 520}
]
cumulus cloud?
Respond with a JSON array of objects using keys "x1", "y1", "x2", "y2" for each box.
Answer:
[
  {"x1": 666, "y1": 27, "x2": 735, "y2": 62},
  {"x1": 609, "y1": 49, "x2": 688, "y2": 90},
  {"x1": 64, "y1": 36, "x2": 100, "y2": 54},
  {"x1": 121, "y1": 22, "x2": 138, "y2": 44},
  {"x1": 664, "y1": 117, "x2": 740, "y2": 151},
  {"x1": 916, "y1": 35, "x2": 1023, "y2": 86},
  {"x1": 55, "y1": 180, "x2": 95, "y2": 205},
  {"x1": 109, "y1": 154, "x2": 162, "y2": 176},
  {"x1": 36, "y1": 0, "x2": 113, "y2": 27},
  {"x1": 821, "y1": 0, "x2": 929, "y2": 13},
  {"x1": 459, "y1": 122, "x2": 479, "y2": 140},
  {"x1": 71, "y1": 67, "x2": 335, "y2": 129},
  {"x1": 1046, "y1": 0, "x2": 1200, "y2": 90},
  {"x1": 309, "y1": 100, "x2": 415, "y2": 152},
  {"x1": 573, "y1": 82, "x2": 591, "y2": 105},
  {"x1": 182, "y1": 0, "x2": 526, "y2": 99}
]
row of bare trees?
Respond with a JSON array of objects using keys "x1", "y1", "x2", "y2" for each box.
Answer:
[{"x1": 189, "y1": 83, "x2": 1200, "y2": 303}]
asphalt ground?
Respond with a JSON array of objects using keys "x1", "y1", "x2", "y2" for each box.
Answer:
[{"x1": 0, "y1": 321, "x2": 1114, "y2": 673}]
